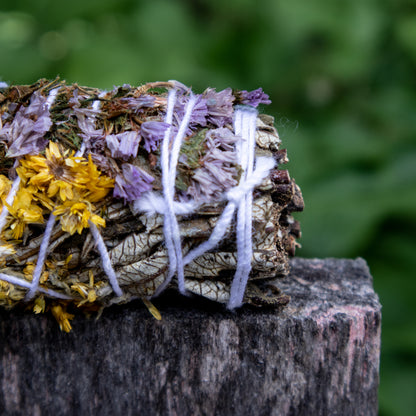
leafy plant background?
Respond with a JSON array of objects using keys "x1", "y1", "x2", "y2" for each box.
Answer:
[{"x1": 1, "y1": 1, "x2": 415, "y2": 414}]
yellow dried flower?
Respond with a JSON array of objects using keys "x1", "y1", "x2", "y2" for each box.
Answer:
[
  {"x1": 18, "y1": 142, "x2": 76, "y2": 186},
  {"x1": 40, "y1": 270, "x2": 48, "y2": 284},
  {"x1": 71, "y1": 270, "x2": 98, "y2": 305},
  {"x1": 33, "y1": 296, "x2": 46, "y2": 314},
  {"x1": 54, "y1": 200, "x2": 105, "y2": 235},
  {"x1": 74, "y1": 154, "x2": 114, "y2": 202},
  {"x1": 12, "y1": 142, "x2": 114, "y2": 237},
  {"x1": 50, "y1": 303, "x2": 74, "y2": 333},
  {"x1": 23, "y1": 262, "x2": 35, "y2": 281},
  {"x1": 5, "y1": 188, "x2": 44, "y2": 239},
  {"x1": 87, "y1": 289, "x2": 97, "y2": 303}
]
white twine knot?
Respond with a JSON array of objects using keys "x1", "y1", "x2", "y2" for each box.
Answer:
[
  {"x1": 226, "y1": 156, "x2": 275, "y2": 204},
  {"x1": 133, "y1": 193, "x2": 197, "y2": 216}
]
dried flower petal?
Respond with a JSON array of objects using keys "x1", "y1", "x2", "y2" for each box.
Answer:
[
  {"x1": 68, "y1": 89, "x2": 105, "y2": 146},
  {"x1": 106, "y1": 131, "x2": 140, "y2": 160},
  {"x1": 187, "y1": 128, "x2": 239, "y2": 201},
  {"x1": 240, "y1": 88, "x2": 271, "y2": 108},
  {"x1": 69, "y1": 89, "x2": 102, "y2": 120},
  {"x1": 50, "y1": 304, "x2": 74, "y2": 333},
  {"x1": 0, "y1": 91, "x2": 52, "y2": 157},
  {"x1": 54, "y1": 200, "x2": 105, "y2": 235},
  {"x1": 5, "y1": 187, "x2": 45, "y2": 239},
  {"x1": 141, "y1": 121, "x2": 170, "y2": 152},
  {"x1": 120, "y1": 95, "x2": 155, "y2": 113},
  {"x1": 203, "y1": 88, "x2": 234, "y2": 127},
  {"x1": 113, "y1": 163, "x2": 154, "y2": 202},
  {"x1": 174, "y1": 94, "x2": 208, "y2": 132}
]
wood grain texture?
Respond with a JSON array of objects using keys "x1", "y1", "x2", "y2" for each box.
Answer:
[{"x1": 0, "y1": 258, "x2": 381, "y2": 416}]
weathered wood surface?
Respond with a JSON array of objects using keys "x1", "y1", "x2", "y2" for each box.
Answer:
[{"x1": 0, "y1": 258, "x2": 381, "y2": 416}]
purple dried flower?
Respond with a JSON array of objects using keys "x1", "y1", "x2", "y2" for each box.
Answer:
[
  {"x1": 140, "y1": 121, "x2": 170, "y2": 152},
  {"x1": 68, "y1": 89, "x2": 104, "y2": 145},
  {"x1": 106, "y1": 131, "x2": 140, "y2": 160},
  {"x1": 240, "y1": 88, "x2": 271, "y2": 108},
  {"x1": 113, "y1": 163, "x2": 154, "y2": 202},
  {"x1": 69, "y1": 89, "x2": 102, "y2": 120},
  {"x1": 186, "y1": 128, "x2": 239, "y2": 201},
  {"x1": 0, "y1": 91, "x2": 52, "y2": 157},
  {"x1": 174, "y1": 94, "x2": 208, "y2": 133},
  {"x1": 120, "y1": 95, "x2": 155, "y2": 113},
  {"x1": 78, "y1": 121, "x2": 104, "y2": 144},
  {"x1": 203, "y1": 88, "x2": 234, "y2": 127}
]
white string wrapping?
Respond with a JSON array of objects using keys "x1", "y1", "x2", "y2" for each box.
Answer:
[
  {"x1": 133, "y1": 194, "x2": 196, "y2": 216},
  {"x1": 89, "y1": 221, "x2": 123, "y2": 296},
  {"x1": 154, "y1": 90, "x2": 197, "y2": 296},
  {"x1": 45, "y1": 87, "x2": 59, "y2": 108},
  {"x1": 0, "y1": 273, "x2": 72, "y2": 300},
  {"x1": 183, "y1": 107, "x2": 272, "y2": 308},
  {"x1": 138, "y1": 104, "x2": 275, "y2": 307},
  {"x1": 25, "y1": 214, "x2": 56, "y2": 301},
  {"x1": 227, "y1": 107, "x2": 257, "y2": 309}
]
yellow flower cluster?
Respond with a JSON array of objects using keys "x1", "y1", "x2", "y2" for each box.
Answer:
[
  {"x1": 5, "y1": 188, "x2": 44, "y2": 240},
  {"x1": 5, "y1": 142, "x2": 114, "y2": 238}
]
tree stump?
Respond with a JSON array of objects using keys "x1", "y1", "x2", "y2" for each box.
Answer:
[{"x1": 0, "y1": 258, "x2": 381, "y2": 416}]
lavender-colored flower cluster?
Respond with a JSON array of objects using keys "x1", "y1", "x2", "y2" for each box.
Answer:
[
  {"x1": 140, "y1": 121, "x2": 170, "y2": 152},
  {"x1": 68, "y1": 90, "x2": 104, "y2": 145},
  {"x1": 0, "y1": 91, "x2": 52, "y2": 157},
  {"x1": 114, "y1": 163, "x2": 154, "y2": 202},
  {"x1": 69, "y1": 90, "x2": 102, "y2": 121},
  {"x1": 240, "y1": 88, "x2": 271, "y2": 108},
  {"x1": 53, "y1": 83, "x2": 272, "y2": 204},
  {"x1": 171, "y1": 87, "x2": 236, "y2": 133},
  {"x1": 203, "y1": 88, "x2": 234, "y2": 127},
  {"x1": 173, "y1": 94, "x2": 208, "y2": 134},
  {"x1": 106, "y1": 131, "x2": 140, "y2": 160},
  {"x1": 186, "y1": 128, "x2": 240, "y2": 201}
]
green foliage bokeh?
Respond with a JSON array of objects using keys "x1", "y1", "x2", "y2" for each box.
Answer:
[{"x1": 1, "y1": 1, "x2": 416, "y2": 414}]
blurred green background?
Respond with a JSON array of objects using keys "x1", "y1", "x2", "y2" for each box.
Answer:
[{"x1": 1, "y1": 0, "x2": 415, "y2": 414}]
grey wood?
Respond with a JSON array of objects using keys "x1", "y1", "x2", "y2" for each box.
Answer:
[{"x1": 0, "y1": 258, "x2": 381, "y2": 416}]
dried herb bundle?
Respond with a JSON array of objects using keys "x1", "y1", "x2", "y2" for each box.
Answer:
[{"x1": 0, "y1": 79, "x2": 303, "y2": 330}]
